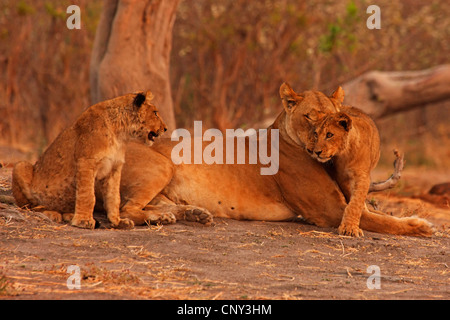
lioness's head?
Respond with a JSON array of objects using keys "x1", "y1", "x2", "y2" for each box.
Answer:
[
  {"x1": 132, "y1": 91, "x2": 167, "y2": 145},
  {"x1": 306, "y1": 112, "x2": 352, "y2": 163},
  {"x1": 279, "y1": 83, "x2": 344, "y2": 147}
]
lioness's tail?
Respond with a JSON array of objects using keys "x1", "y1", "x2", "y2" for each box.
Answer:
[
  {"x1": 12, "y1": 161, "x2": 34, "y2": 207},
  {"x1": 360, "y1": 208, "x2": 433, "y2": 237}
]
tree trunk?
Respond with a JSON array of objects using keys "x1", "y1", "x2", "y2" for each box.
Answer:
[
  {"x1": 342, "y1": 64, "x2": 450, "y2": 119},
  {"x1": 90, "y1": 0, "x2": 179, "y2": 131}
]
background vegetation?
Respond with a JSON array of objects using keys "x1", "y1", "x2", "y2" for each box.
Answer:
[{"x1": 0, "y1": 0, "x2": 449, "y2": 166}]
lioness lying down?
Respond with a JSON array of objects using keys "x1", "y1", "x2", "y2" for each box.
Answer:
[
  {"x1": 118, "y1": 84, "x2": 432, "y2": 236},
  {"x1": 12, "y1": 91, "x2": 167, "y2": 229},
  {"x1": 12, "y1": 84, "x2": 433, "y2": 236}
]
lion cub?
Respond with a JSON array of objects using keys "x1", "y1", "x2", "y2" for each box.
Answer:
[
  {"x1": 12, "y1": 91, "x2": 167, "y2": 229},
  {"x1": 306, "y1": 106, "x2": 380, "y2": 237}
]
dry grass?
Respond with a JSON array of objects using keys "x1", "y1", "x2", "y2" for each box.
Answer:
[{"x1": 0, "y1": 152, "x2": 449, "y2": 299}]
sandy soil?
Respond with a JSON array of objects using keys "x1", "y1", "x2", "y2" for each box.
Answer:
[{"x1": 0, "y1": 165, "x2": 449, "y2": 300}]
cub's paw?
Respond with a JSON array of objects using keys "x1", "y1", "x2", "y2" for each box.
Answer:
[
  {"x1": 338, "y1": 222, "x2": 364, "y2": 237},
  {"x1": 114, "y1": 218, "x2": 135, "y2": 230},
  {"x1": 184, "y1": 207, "x2": 213, "y2": 225},
  {"x1": 71, "y1": 216, "x2": 96, "y2": 230}
]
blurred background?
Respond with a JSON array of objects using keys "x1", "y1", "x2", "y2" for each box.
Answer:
[{"x1": 0, "y1": 0, "x2": 449, "y2": 169}]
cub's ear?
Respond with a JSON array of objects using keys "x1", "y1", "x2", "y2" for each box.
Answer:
[
  {"x1": 336, "y1": 112, "x2": 352, "y2": 132},
  {"x1": 330, "y1": 86, "x2": 345, "y2": 104},
  {"x1": 133, "y1": 90, "x2": 153, "y2": 108},
  {"x1": 133, "y1": 92, "x2": 146, "y2": 108},
  {"x1": 279, "y1": 82, "x2": 303, "y2": 112}
]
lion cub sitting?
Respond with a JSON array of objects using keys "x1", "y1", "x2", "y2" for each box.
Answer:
[
  {"x1": 306, "y1": 106, "x2": 380, "y2": 237},
  {"x1": 12, "y1": 91, "x2": 167, "y2": 229}
]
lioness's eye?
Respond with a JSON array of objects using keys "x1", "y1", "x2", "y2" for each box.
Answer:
[
  {"x1": 326, "y1": 132, "x2": 334, "y2": 139},
  {"x1": 304, "y1": 114, "x2": 312, "y2": 120},
  {"x1": 153, "y1": 111, "x2": 158, "y2": 116},
  {"x1": 313, "y1": 132, "x2": 318, "y2": 139}
]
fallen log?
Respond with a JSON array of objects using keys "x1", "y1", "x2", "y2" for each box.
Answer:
[{"x1": 342, "y1": 64, "x2": 450, "y2": 119}]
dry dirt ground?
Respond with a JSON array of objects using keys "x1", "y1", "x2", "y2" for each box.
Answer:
[{"x1": 0, "y1": 162, "x2": 449, "y2": 300}]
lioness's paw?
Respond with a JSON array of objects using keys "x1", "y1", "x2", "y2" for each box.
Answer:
[
  {"x1": 62, "y1": 213, "x2": 74, "y2": 222},
  {"x1": 338, "y1": 223, "x2": 364, "y2": 237},
  {"x1": 156, "y1": 212, "x2": 177, "y2": 225},
  {"x1": 114, "y1": 218, "x2": 135, "y2": 230},
  {"x1": 184, "y1": 207, "x2": 213, "y2": 225},
  {"x1": 145, "y1": 212, "x2": 177, "y2": 225},
  {"x1": 43, "y1": 210, "x2": 62, "y2": 223},
  {"x1": 71, "y1": 217, "x2": 96, "y2": 230}
]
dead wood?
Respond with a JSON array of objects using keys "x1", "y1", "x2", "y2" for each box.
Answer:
[
  {"x1": 343, "y1": 64, "x2": 450, "y2": 119},
  {"x1": 369, "y1": 149, "x2": 404, "y2": 193}
]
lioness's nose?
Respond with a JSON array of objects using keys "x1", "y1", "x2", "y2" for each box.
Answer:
[{"x1": 315, "y1": 150, "x2": 322, "y2": 156}]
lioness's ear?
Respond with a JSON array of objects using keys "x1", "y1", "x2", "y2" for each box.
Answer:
[
  {"x1": 331, "y1": 86, "x2": 345, "y2": 104},
  {"x1": 279, "y1": 82, "x2": 302, "y2": 112},
  {"x1": 145, "y1": 90, "x2": 154, "y2": 101},
  {"x1": 279, "y1": 82, "x2": 294, "y2": 98},
  {"x1": 336, "y1": 113, "x2": 352, "y2": 131}
]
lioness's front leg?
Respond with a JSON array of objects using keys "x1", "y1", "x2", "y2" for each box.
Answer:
[
  {"x1": 338, "y1": 172, "x2": 371, "y2": 237},
  {"x1": 71, "y1": 159, "x2": 97, "y2": 229},
  {"x1": 102, "y1": 162, "x2": 134, "y2": 229}
]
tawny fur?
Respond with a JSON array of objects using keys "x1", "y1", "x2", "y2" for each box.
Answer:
[
  {"x1": 306, "y1": 106, "x2": 381, "y2": 237},
  {"x1": 12, "y1": 91, "x2": 167, "y2": 229},
  {"x1": 116, "y1": 83, "x2": 432, "y2": 237},
  {"x1": 12, "y1": 84, "x2": 433, "y2": 236}
]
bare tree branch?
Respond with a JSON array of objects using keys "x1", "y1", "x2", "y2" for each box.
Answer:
[{"x1": 369, "y1": 149, "x2": 404, "y2": 193}]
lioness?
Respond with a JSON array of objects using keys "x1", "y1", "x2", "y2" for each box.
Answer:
[
  {"x1": 12, "y1": 91, "x2": 167, "y2": 229},
  {"x1": 114, "y1": 84, "x2": 432, "y2": 236},
  {"x1": 306, "y1": 106, "x2": 381, "y2": 237}
]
